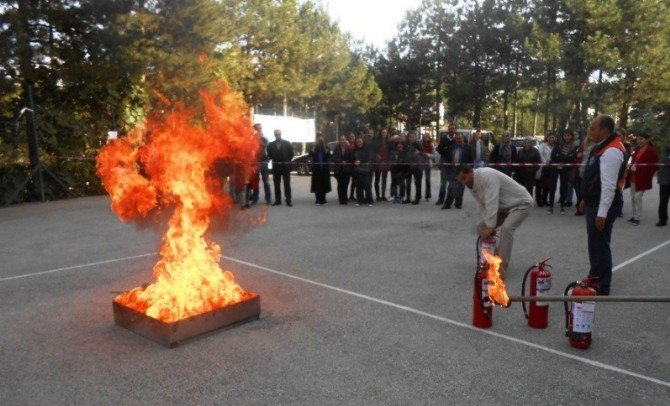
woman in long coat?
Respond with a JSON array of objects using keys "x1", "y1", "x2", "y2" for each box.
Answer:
[
  {"x1": 627, "y1": 132, "x2": 658, "y2": 225},
  {"x1": 310, "y1": 134, "x2": 332, "y2": 205}
]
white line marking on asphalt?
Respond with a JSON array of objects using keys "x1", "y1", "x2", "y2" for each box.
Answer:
[
  {"x1": 613, "y1": 239, "x2": 670, "y2": 272},
  {"x1": 3, "y1": 245, "x2": 670, "y2": 387},
  {"x1": 223, "y1": 255, "x2": 670, "y2": 389},
  {"x1": 0, "y1": 253, "x2": 157, "y2": 282}
]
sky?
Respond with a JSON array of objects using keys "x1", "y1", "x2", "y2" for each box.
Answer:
[{"x1": 321, "y1": 0, "x2": 424, "y2": 49}]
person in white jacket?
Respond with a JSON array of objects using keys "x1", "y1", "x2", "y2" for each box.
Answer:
[{"x1": 456, "y1": 165, "x2": 534, "y2": 276}]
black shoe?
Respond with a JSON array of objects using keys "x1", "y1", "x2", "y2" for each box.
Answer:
[
  {"x1": 656, "y1": 220, "x2": 667, "y2": 227},
  {"x1": 286, "y1": 202, "x2": 292, "y2": 207},
  {"x1": 402, "y1": 199, "x2": 410, "y2": 204},
  {"x1": 272, "y1": 202, "x2": 281, "y2": 206},
  {"x1": 441, "y1": 204, "x2": 451, "y2": 210},
  {"x1": 411, "y1": 199, "x2": 419, "y2": 205},
  {"x1": 435, "y1": 200, "x2": 444, "y2": 206},
  {"x1": 455, "y1": 205, "x2": 462, "y2": 209}
]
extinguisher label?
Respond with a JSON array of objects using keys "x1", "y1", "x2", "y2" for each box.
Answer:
[
  {"x1": 572, "y1": 301, "x2": 595, "y2": 333},
  {"x1": 481, "y1": 279, "x2": 491, "y2": 308},
  {"x1": 535, "y1": 277, "x2": 552, "y2": 306}
]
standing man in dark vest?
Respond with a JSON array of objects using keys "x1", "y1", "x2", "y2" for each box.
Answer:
[
  {"x1": 580, "y1": 115, "x2": 626, "y2": 295},
  {"x1": 267, "y1": 129, "x2": 294, "y2": 206}
]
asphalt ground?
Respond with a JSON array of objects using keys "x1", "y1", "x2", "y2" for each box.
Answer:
[{"x1": 1, "y1": 174, "x2": 669, "y2": 405}]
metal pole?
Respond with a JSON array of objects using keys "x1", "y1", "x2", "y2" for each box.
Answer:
[{"x1": 508, "y1": 295, "x2": 670, "y2": 303}]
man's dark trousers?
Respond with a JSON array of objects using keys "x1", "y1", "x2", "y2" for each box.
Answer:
[
  {"x1": 585, "y1": 199, "x2": 622, "y2": 295},
  {"x1": 659, "y1": 184, "x2": 670, "y2": 223},
  {"x1": 272, "y1": 168, "x2": 291, "y2": 204}
]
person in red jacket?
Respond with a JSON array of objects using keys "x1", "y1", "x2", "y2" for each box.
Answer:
[{"x1": 627, "y1": 132, "x2": 659, "y2": 225}]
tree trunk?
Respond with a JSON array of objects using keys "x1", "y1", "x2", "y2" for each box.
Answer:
[
  {"x1": 512, "y1": 54, "x2": 520, "y2": 136},
  {"x1": 502, "y1": 64, "x2": 511, "y2": 129},
  {"x1": 594, "y1": 69, "x2": 603, "y2": 116},
  {"x1": 619, "y1": 100, "x2": 629, "y2": 129},
  {"x1": 551, "y1": 71, "x2": 558, "y2": 130},
  {"x1": 544, "y1": 68, "x2": 551, "y2": 133},
  {"x1": 532, "y1": 87, "x2": 540, "y2": 136},
  {"x1": 435, "y1": 66, "x2": 441, "y2": 130},
  {"x1": 17, "y1": 0, "x2": 39, "y2": 169}
]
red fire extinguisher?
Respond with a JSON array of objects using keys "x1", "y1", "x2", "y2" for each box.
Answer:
[
  {"x1": 473, "y1": 236, "x2": 497, "y2": 328},
  {"x1": 564, "y1": 279, "x2": 597, "y2": 349},
  {"x1": 521, "y1": 258, "x2": 552, "y2": 329}
]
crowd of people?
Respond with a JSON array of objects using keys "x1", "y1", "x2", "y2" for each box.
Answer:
[
  {"x1": 246, "y1": 122, "x2": 669, "y2": 227},
  {"x1": 243, "y1": 117, "x2": 668, "y2": 295}
]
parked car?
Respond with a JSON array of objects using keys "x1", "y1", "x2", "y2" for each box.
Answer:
[{"x1": 291, "y1": 141, "x2": 340, "y2": 175}]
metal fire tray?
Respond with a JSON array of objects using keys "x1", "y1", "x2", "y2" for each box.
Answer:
[{"x1": 113, "y1": 293, "x2": 260, "y2": 347}]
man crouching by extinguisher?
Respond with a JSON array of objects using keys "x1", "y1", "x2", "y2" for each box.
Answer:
[
  {"x1": 579, "y1": 115, "x2": 626, "y2": 296},
  {"x1": 455, "y1": 164, "x2": 534, "y2": 277}
]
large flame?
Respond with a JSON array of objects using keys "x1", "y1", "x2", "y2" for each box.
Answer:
[
  {"x1": 97, "y1": 82, "x2": 261, "y2": 323},
  {"x1": 482, "y1": 249, "x2": 509, "y2": 307}
]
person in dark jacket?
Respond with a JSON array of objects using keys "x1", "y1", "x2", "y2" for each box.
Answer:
[
  {"x1": 436, "y1": 124, "x2": 457, "y2": 205},
  {"x1": 405, "y1": 131, "x2": 424, "y2": 204},
  {"x1": 310, "y1": 134, "x2": 332, "y2": 205},
  {"x1": 388, "y1": 135, "x2": 401, "y2": 201},
  {"x1": 347, "y1": 132, "x2": 357, "y2": 201},
  {"x1": 251, "y1": 123, "x2": 272, "y2": 205},
  {"x1": 515, "y1": 137, "x2": 541, "y2": 196},
  {"x1": 540, "y1": 132, "x2": 559, "y2": 213},
  {"x1": 332, "y1": 134, "x2": 353, "y2": 205},
  {"x1": 443, "y1": 133, "x2": 474, "y2": 209},
  {"x1": 421, "y1": 133, "x2": 436, "y2": 201},
  {"x1": 267, "y1": 129, "x2": 294, "y2": 206},
  {"x1": 390, "y1": 137, "x2": 409, "y2": 203},
  {"x1": 489, "y1": 130, "x2": 518, "y2": 177},
  {"x1": 373, "y1": 128, "x2": 391, "y2": 201},
  {"x1": 353, "y1": 137, "x2": 374, "y2": 206},
  {"x1": 551, "y1": 130, "x2": 578, "y2": 214},
  {"x1": 657, "y1": 141, "x2": 670, "y2": 226}
]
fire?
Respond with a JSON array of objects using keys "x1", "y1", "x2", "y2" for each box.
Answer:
[
  {"x1": 96, "y1": 81, "x2": 261, "y2": 323},
  {"x1": 482, "y1": 249, "x2": 509, "y2": 307}
]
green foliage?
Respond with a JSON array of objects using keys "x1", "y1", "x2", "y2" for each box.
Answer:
[{"x1": 0, "y1": 0, "x2": 380, "y2": 204}]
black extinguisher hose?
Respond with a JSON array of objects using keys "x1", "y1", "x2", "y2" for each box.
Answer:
[
  {"x1": 564, "y1": 281, "x2": 579, "y2": 335},
  {"x1": 521, "y1": 265, "x2": 536, "y2": 320}
]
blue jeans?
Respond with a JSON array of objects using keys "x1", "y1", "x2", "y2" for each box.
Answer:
[
  {"x1": 252, "y1": 163, "x2": 272, "y2": 204},
  {"x1": 585, "y1": 199, "x2": 622, "y2": 295}
]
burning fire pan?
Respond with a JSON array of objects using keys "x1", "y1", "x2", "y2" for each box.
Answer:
[{"x1": 113, "y1": 293, "x2": 260, "y2": 347}]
